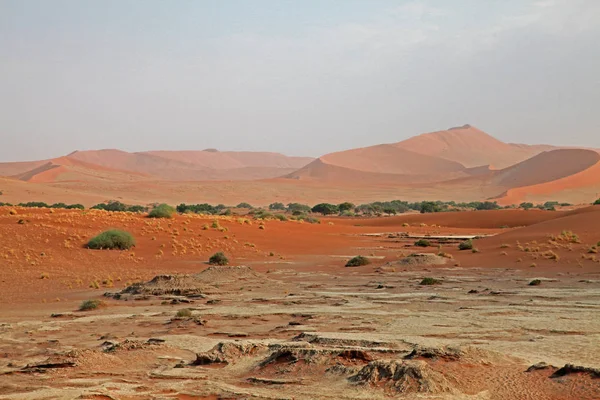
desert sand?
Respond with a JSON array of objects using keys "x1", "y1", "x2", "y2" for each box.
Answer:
[
  {"x1": 1, "y1": 125, "x2": 599, "y2": 206},
  {"x1": 0, "y1": 206, "x2": 599, "y2": 399}
]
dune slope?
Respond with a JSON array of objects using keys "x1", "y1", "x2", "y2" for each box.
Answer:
[{"x1": 396, "y1": 124, "x2": 554, "y2": 168}]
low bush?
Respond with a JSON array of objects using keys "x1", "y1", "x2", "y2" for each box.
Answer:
[
  {"x1": 87, "y1": 230, "x2": 135, "y2": 250},
  {"x1": 148, "y1": 203, "x2": 175, "y2": 218},
  {"x1": 345, "y1": 255, "x2": 370, "y2": 267},
  {"x1": 175, "y1": 308, "x2": 193, "y2": 318},
  {"x1": 79, "y1": 299, "x2": 104, "y2": 311},
  {"x1": 529, "y1": 279, "x2": 542, "y2": 286},
  {"x1": 420, "y1": 277, "x2": 442, "y2": 285},
  {"x1": 269, "y1": 202, "x2": 286, "y2": 211},
  {"x1": 458, "y1": 240, "x2": 473, "y2": 251},
  {"x1": 236, "y1": 202, "x2": 253, "y2": 209},
  {"x1": 273, "y1": 214, "x2": 288, "y2": 221},
  {"x1": 18, "y1": 201, "x2": 49, "y2": 208},
  {"x1": 208, "y1": 252, "x2": 229, "y2": 266},
  {"x1": 414, "y1": 239, "x2": 431, "y2": 247},
  {"x1": 593, "y1": 199, "x2": 600, "y2": 205}
]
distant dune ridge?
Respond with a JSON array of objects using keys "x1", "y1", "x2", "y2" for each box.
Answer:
[{"x1": 1, "y1": 125, "x2": 599, "y2": 205}]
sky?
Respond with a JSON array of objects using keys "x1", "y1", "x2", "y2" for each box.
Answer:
[{"x1": 1, "y1": 0, "x2": 599, "y2": 162}]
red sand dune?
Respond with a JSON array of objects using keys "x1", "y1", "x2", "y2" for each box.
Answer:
[
  {"x1": 0, "y1": 160, "x2": 49, "y2": 177},
  {"x1": 343, "y1": 209, "x2": 563, "y2": 229},
  {"x1": 476, "y1": 206, "x2": 600, "y2": 251},
  {"x1": 0, "y1": 149, "x2": 314, "y2": 183},
  {"x1": 497, "y1": 158, "x2": 600, "y2": 205},
  {"x1": 144, "y1": 150, "x2": 312, "y2": 169},
  {"x1": 287, "y1": 144, "x2": 468, "y2": 183},
  {"x1": 396, "y1": 124, "x2": 555, "y2": 169},
  {"x1": 2, "y1": 126, "x2": 599, "y2": 205}
]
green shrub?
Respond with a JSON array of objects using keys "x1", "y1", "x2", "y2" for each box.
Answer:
[
  {"x1": 236, "y1": 202, "x2": 253, "y2": 209},
  {"x1": 345, "y1": 256, "x2": 370, "y2": 267},
  {"x1": 148, "y1": 203, "x2": 175, "y2": 218},
  {"x1": 127, "y1": 205, "x2": 146, "y2": 213},
  {"x1": 414, "y1": 239, "x2": 431, "y2": 247},
  {"x1": 307, "y1": 216, "x2": 320, "y2": 224},
  {"x1": 18, "y1": 202, "x2": 49, "y2": 208},
  {"x1": 458, "y1": 240, "x2": 473, "y2": 251},
  {"x1": 176, "y1": 203, "x2": 219, "y2": 215},
  {"x1": 529, "y1": 279, "x2": 542, "y2": 286},
  {"x1": 337, "y1": 202, "x2": 355, "y2": 213},
  {"x1": 79, "y1": 299, "x2": 103, "y2": 311},
  {"x1": 273, "y1": 214, "x2": 288, "y2": 221},
  {"x1": 519, "y1": 202, "x2": 534, "y2": 210},
  {"x1": 269, "y1": 202, "x2": 286, "y2": 211},
  {"x1": 594, "y1": 199, "x2": 600, "y2": 205},
  {"x1": 91, "y1": 200, "x2": 128, "y2": 212},
  {"x1": 87, "y1": 230, "x2": 135, "y2": 250},
  {"x1": 175, "y1": 308, "x2": 193, "y2": 318},
  {"x1": 287, "y1": 203, "x2": 311, "y2": 214},
  {"x1": 208, "y1": 252, "x2": 229, "y2": 266},
  {"x1": 311, "y1": 203, "x2": 339, "y2": 215},
  {"x1": 420, "y1": 277, "x2": 442, "y2": 285},
  {"x1": 420, "y1": 201, "x2": 441, "y2": 213}
]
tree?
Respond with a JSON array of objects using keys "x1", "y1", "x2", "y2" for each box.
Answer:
[
  {"x1": 236, "y1": 202, "x2": 253, "y2": 209},
  {"x1": 311, "y1": 203, "x2": 339, "y2": 215},
  {"x1": 287, "y1": 203, "x2": 311, "y2": 214},
  {"x1": 338, "y1": 202, "x2": 355, "y2": 213},
  {"x1": 420, "y1": 201, "x2": 440, "y2": 214},
  {"x1": 475, "y1": 201, "x2": 500, "y2": 211},
  {"x1": 383, "y1": 207, "x2": 397, "y2": 215},
  {"x1": 519, "y1": 202, "x2": 534, "y2": 210},
  {"x1": 269, "y1": 202, "x2": 286, "y2": 211},
  {"x1": 91, "y1": 201, "x2": 128, "y2": 212}
]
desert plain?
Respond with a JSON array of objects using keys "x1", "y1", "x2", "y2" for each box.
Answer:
[{"x1": 1, "y1": 203, "x2": 599, "y2": 400}]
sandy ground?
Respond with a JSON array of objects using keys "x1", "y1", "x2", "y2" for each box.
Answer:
[{"x1": 1, "y1": 207, "x2": 599, "y2": 399}]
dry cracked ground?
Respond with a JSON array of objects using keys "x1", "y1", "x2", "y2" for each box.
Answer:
[{"x1": 1, "y1": 263, "x2": 599, "y2": 399}]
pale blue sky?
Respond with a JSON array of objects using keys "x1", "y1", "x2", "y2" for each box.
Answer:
[{"x1": 1, "y1": 0, "x2": 599, "y2": 161}]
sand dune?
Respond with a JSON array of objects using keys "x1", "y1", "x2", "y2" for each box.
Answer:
[
  {"x1": 144, "y1": 150, "x2": 312, "y2": 170},
  {"x1": 2, "y1": 126, "x2": 599, "y2": 205},
  {"x1": 1, "y1": 149, "x2": 314, "y2": 183},
  {"x1": 287, "y1": 144, "x2": 467, "y2": 183},
  {"x1": 396, "y1": 124, "x2": 555, "y2": 168},
  {"x1": 477, "y1": 206, "x2": 600, "y2": 249},
  {"x1": 497, "y1": 158, "x2": 600, "y2": 205}
]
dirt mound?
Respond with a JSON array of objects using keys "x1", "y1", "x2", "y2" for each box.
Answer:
[
  {"x1": 398, "y1": 253, "x2": 447, "y2": 266},
  {"x1": 405, "y1": 345, "x2": 518, "y2": 365},
  {"x1": 551, "y1": 364, "x2": 600, "y2": 379},
  {"x1": 194, "y1": 341, "x2": 267, "y2": 366},
  {"x1": 113, "y1": 266, "x2": 263, "y2": 299},
  {"x1": 292, "y1": 332, "x2": 406, "y2": 350},
  {"x1": 349, "y1": 360, "x2": 458, "y2": 394},
  {"x1": 118, "y1": 274, "x2": 209, "y2": 297}
]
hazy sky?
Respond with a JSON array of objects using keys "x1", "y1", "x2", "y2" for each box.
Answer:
[{"x1": 1, "y1": 0, "x2": 599, "y2": 162}]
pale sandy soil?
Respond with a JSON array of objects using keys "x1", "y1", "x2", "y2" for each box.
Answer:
[{"x1": 0, "y1": 207, "x2": 599, "y2": 399}]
